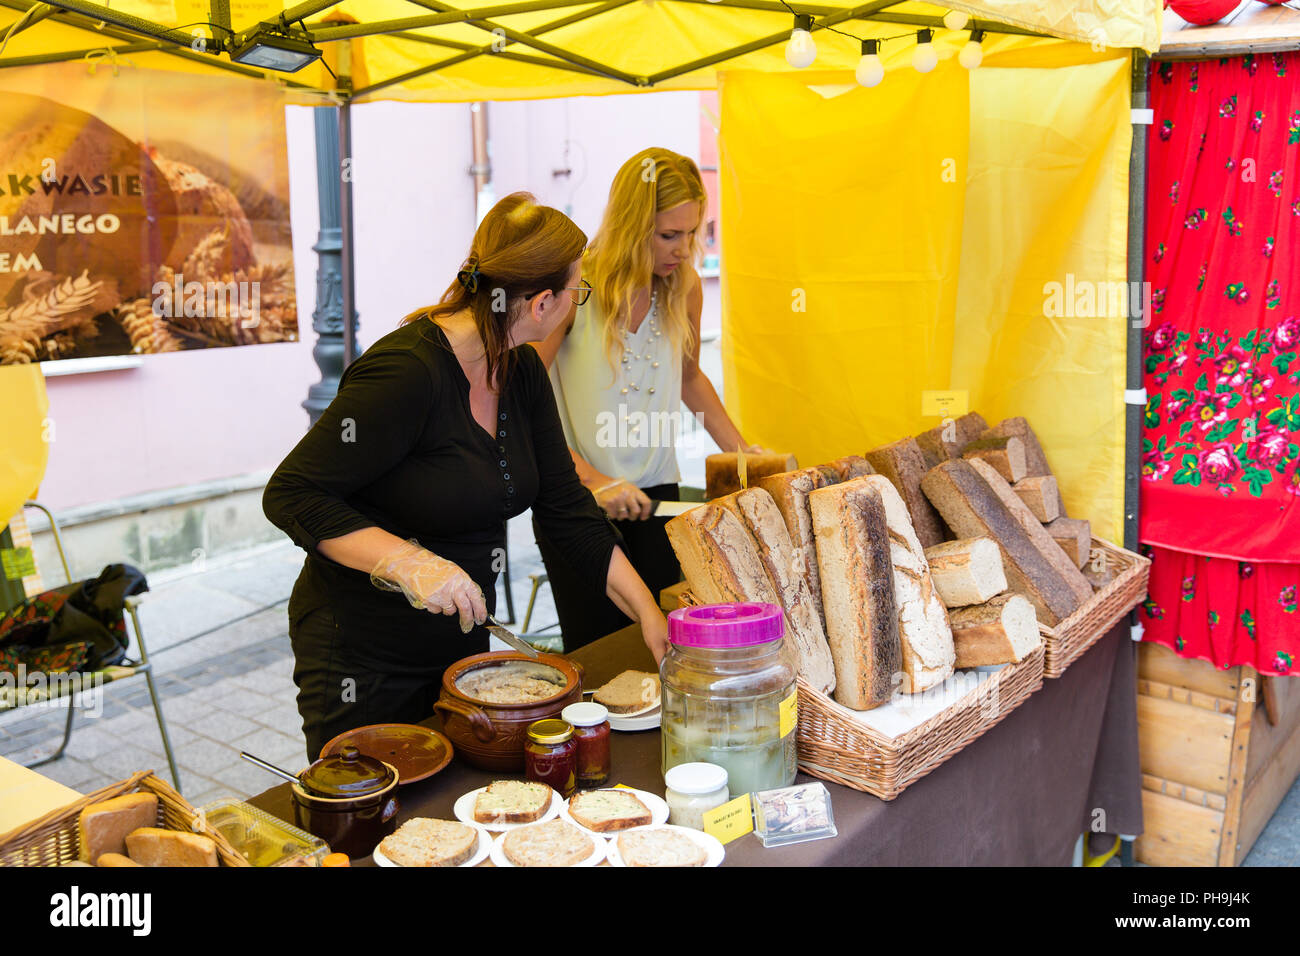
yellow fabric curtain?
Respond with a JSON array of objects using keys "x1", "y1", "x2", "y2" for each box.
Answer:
[
  {"x1": 718, "y1": 53, "x2": 1132, "y2": 542},
  {"x1": 0, "y1": 366, "x2": 50, "y2": 528}
]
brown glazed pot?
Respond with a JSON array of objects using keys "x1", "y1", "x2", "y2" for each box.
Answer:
[
  {"x1": 434, "y1": 651, "x2": 583, "y2": 771},
  {"x1": 290, "y1": 746, "x2": 400, "y2": 859}
]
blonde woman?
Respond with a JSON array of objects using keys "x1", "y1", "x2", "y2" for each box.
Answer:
[
  {"x1": 265, "y1": 193, "x2": 668, "y2": 758},
  {"x1": 533, "y1": 148, "x2": 761, "y2": 649}
]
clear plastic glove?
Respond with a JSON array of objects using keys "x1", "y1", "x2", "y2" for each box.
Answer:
[
  {"x1": 592, "y1": 478, "x2": 653, "y2": 521},
  {"x1": 370, "y1": 539, "x2": 487, "y2": 633},
  {"x1": 743, "y1": 443, "x2": 773, "y2": 455}
]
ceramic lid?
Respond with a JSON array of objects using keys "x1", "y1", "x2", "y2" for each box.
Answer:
[{"x1": 298, "y1": 745, "x2": 396, "y2": 798}]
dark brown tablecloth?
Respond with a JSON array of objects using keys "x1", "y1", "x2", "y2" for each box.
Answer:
[{"x1": 248, "y1": 621, "x2": 1142, "y2": 866}]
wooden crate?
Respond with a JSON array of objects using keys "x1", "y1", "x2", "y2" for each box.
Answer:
[{"x1": 1135, "y1": 642, "x2": 1300, "y2": 866}]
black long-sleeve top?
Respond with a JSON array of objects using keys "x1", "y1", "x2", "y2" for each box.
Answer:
[{"x1": 263, "y1": 316, "x2": 619, "y2": 668}]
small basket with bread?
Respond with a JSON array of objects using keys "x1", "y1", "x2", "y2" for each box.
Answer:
[{"x1": 0, "y1": 769, "x2": 248, "y2": 867}]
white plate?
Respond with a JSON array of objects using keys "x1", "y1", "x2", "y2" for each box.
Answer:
[
  {"x1": 372, "y1": 822, "x2": 493, "y2": 867},
  {"x1": 606, "y1": 824, "x2": 725, "y2": 868},
  {"x1": 559, "y1": 786, "x2": 670, "y2": 835},
  {"x1": 489, "y1": 823, "x2": 608, "y2": 867},
  {"x1": 453, "y1": 784, "x2": 560, "y2": 832},
  {"x1": 584, "y1": 689, "x2": 662, "y2": 730}
]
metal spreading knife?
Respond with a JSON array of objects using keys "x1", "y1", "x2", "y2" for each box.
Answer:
[{"x1": 486, "y1": 615, "x2": 540, "y2": 657}]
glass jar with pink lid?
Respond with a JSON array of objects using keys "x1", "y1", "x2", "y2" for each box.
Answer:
[{"x1": 660, "y1": 603, "x2": 799, "y2": 796}]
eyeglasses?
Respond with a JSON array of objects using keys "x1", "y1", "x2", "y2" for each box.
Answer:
[
  {"x1": 565, "y1": 279, "x2": 592, "y2": 307},
  {"x1": 525, "y1": 278, "x2": 591, "y2": 307}
]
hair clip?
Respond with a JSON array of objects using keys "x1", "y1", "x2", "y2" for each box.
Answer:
[{"x1": 457, "y1": 264, "x2": 483, "y2": 294}]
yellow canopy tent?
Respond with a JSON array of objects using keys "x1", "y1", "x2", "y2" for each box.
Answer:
[{"x1": 0, "y1": 0, "x2": 1163, "y2": 544}]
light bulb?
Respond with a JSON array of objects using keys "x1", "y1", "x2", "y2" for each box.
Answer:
[
  {"x1": 943, "y1": 10, "x2": 969, "y2": 31},
  {"x1": 785, "y1": 28, "x2": 817, "y2": 69},
  {"x1": 856, "y1": 53, "x2": 884, "y2": 87},
  {"x1": 958, "y1": 39, "x2": 982, "y2": 69},
  {"x1": 912, "y1": 41, "x2": 938, "y2": 73}
]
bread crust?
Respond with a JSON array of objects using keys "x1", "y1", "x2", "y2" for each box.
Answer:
[{"x1": 865, "y1": 437, "x2": 947, "y2": 548}]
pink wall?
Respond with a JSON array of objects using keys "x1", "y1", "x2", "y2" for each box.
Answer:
[{"x1": 37, "y1": 92, "x2": 710, "y2": 510}]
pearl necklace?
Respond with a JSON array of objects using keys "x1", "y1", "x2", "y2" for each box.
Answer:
[{"x1": 619, "y1": 288, "x2": 663, "y2": 397}]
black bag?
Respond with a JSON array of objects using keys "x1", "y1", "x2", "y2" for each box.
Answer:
[{"x1": 0, "y1": 563, "x2": 149, "y2": 671}]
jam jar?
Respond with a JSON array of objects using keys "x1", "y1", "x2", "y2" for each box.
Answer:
[
  {"x1": 525, "y1": 718, "x2": 577, "y2": 797},
  {"x1": 562, "y1": 702, "x2": 611, "y2": 788}
]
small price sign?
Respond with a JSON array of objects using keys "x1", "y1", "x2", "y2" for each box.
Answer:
[
  {"x1": 703, "y1": 794, "x2": 754, "y2": 845},
  {"x1": 921, "y1": 390, "x2": 969, "y2": 418}
]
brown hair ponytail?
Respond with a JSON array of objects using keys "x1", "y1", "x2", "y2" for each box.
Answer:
[{"x1": 403, "y1": 192, "x2": 586, "y2": 389}]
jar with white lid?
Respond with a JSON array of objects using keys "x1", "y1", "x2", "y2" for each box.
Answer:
[{"x1": 664, "y1": 762, "x2": 729, "y2": 830}]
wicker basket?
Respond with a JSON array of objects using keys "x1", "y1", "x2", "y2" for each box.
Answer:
[
  {"x1": 1039, "y1": 537, "x2": 1150, "y2": 679},
  {"x1": 0, "y1": 770, "x2": 249, "y2": 867},
  {"x1": 794, "y1": 645, "x2": 1044, "y2": 801}
]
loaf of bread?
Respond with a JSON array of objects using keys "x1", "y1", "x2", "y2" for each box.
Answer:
[
  {"x1": 706, "y1": 452, "x2": 797, "y2": 500},
  {"x1": 817, "y1": 455, "x2": 875, "y2": 483},
  {"x1": 920, "y1": 459, "x2": 1084, "y2": 627},
  {"x1": 961, "y1": 437, "x2": 1028, "y2": 484},
  {"x1": 755, "y1": 468, "x2": 832, "y2": 628},
  {"x1": 964, "y1": 459, "x2": 1092, "y2": 605},
  {"x1": 950, "y1": 594, "x2": 1041, "y2": 667},
  {"x1": 79, "y1": 793, "x2": 158, "y2": 862},
  {"x1": 864, "y1": 437, "x2": 947, "y2": 548},
  {"x1": 124, "y1": 827, "x2": 219, "y2": 867},
  {"x1": 982, "y1": 417, "x2": 1067, "y2": 515},
  {"x1": 923, "y1": 537, "x2": 1008, "y2": 608},
  {"x1": 95, "y1": 852, "x2": 141, "y2": 867},
  {"x1": 715, "y1": 488, "x2": 836, "y2": 694},
  {"x1": 859, "y1": 476, "x2": 954, "y2": 693},
  {"x1": 1046, "y1": 516, "x2": 1092, "y2": 569},
  {"x1": 808, "y1": 480, "x2": 901, "y2": 710},
  {"x1": 1012, "y1": 475, "x2": 1060, "y2": 523},
  {"x1": 666, "y1": 503, "x2": 782, "y2": 608},
  {"x1": 916, "y1": 412, "x2": 989, "y2": 469}
]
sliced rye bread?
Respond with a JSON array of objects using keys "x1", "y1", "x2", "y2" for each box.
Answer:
[
  {"x1": 568, "y1": 789, "x2": 653, "y2": 833},
  {"x1": 865, "y1": 436, "x2": 948, "y2": 548},
  {"x1": 755, "y1": 467, "x2": 833, "y2": 630},
  {"x1": 593, "y1": 670, "x2": 661, "y2": 714},
  {"x1": 473, "y1": 780, "x2": 553, "y2": 824},
  {"x1": 950, "y1": 593, "x2": 1041, "y2": 667},
  {"x1": 923, "y1": 537, "x2": 1008, "y2": 608},
  {"x1": 502, "y1": 819, "x2": 593, "y2": 867},
  {"x1": 665, "y1": 503, "x2": 783, "y2": 608},
  {"x1": 617, "y1": 828, "x2": 708, "y2": 867},
  {"x1": 379, "y1": 818, "x2": 478, "y2": 867}
]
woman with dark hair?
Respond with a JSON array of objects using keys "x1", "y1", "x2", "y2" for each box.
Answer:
[{"x1": 264, "y1": 193, "x2": 668, "y2": 759}]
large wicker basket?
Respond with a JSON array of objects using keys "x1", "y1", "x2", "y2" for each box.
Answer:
[
  {"x1": 794, "y1": 645, "x2": 1045, "y2": 801},
  {"x1": 0, "y1": 770, "x2": 249, "y2": 867},
  {"x1": 1039, "y1": 537, "x2": 1150, "y2": 679}
]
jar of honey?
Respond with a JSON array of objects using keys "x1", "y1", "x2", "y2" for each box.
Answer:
[
  {"x1": 525, "y1": 718, "x2": 577, "y2": 797},
  {"x1": 562, "y1": 702, "x2": 611, "y2": 788}
]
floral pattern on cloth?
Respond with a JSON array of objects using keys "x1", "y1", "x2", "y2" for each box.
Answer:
[
  {"x1": 1143, "y1": 54, "x2": 1300, "y2": 562},
  {"x1": 1139, "y1": 543, "x2": 1298, "y2": 676},
  {"x1": 1141, "y1": 54, "x2": 1300, "y2": 672}
]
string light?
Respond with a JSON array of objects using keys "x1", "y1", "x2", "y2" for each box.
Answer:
[
  {"x1": 855, "y1": 38, "x2": 884, "y2": 87},
  {"x1": 959, "y1": 28, "x2": 984, "y2": 70},
  {"x1": 943, "y1": 10, "x2": 970, "y2": 31},
  {"x1": 911, "y1": 28, "x2": 937, "y2": 73},
  {"x1": 785, "y1": 13, "x2": 817, "y2": 69}
]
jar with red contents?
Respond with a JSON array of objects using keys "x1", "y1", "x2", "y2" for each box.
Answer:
[
  {"x1": 525, "y1": 719, "x2": 577, "y2": 797},
  {"x1": 561, "y1": 702, "x2": 611, "y2": 788}
]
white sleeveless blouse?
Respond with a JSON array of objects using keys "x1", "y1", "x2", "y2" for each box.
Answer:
[{"x1": 549, "y1": 289, "x2": 682, "y2": 488}]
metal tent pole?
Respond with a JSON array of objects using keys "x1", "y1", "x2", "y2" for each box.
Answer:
[
  {"x1": 339, "y1": 99, "x2": 358, "y2": 369},
  {"x1": 1125, "y1": 51, "x2": 1149, "y2": 553}
]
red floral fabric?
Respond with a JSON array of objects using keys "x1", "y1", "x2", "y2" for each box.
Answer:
[
  {"x1": 1140, "y1": 543, "x2": 1297, "y2": 676},
  {"x1": 1141, "y1": 53, "x2": 1300, "y2": 561},
  {"x1": 1139, "y1": 53, "x2": 1300, "y2": 674}
]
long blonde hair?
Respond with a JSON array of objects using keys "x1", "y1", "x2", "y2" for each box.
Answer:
[
  {"x1": 584, "y1": 148, "x2": 706, "y2": 375},
  {"x1": 403, "y1": 192, "x2": 586, "y2": 389}
]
